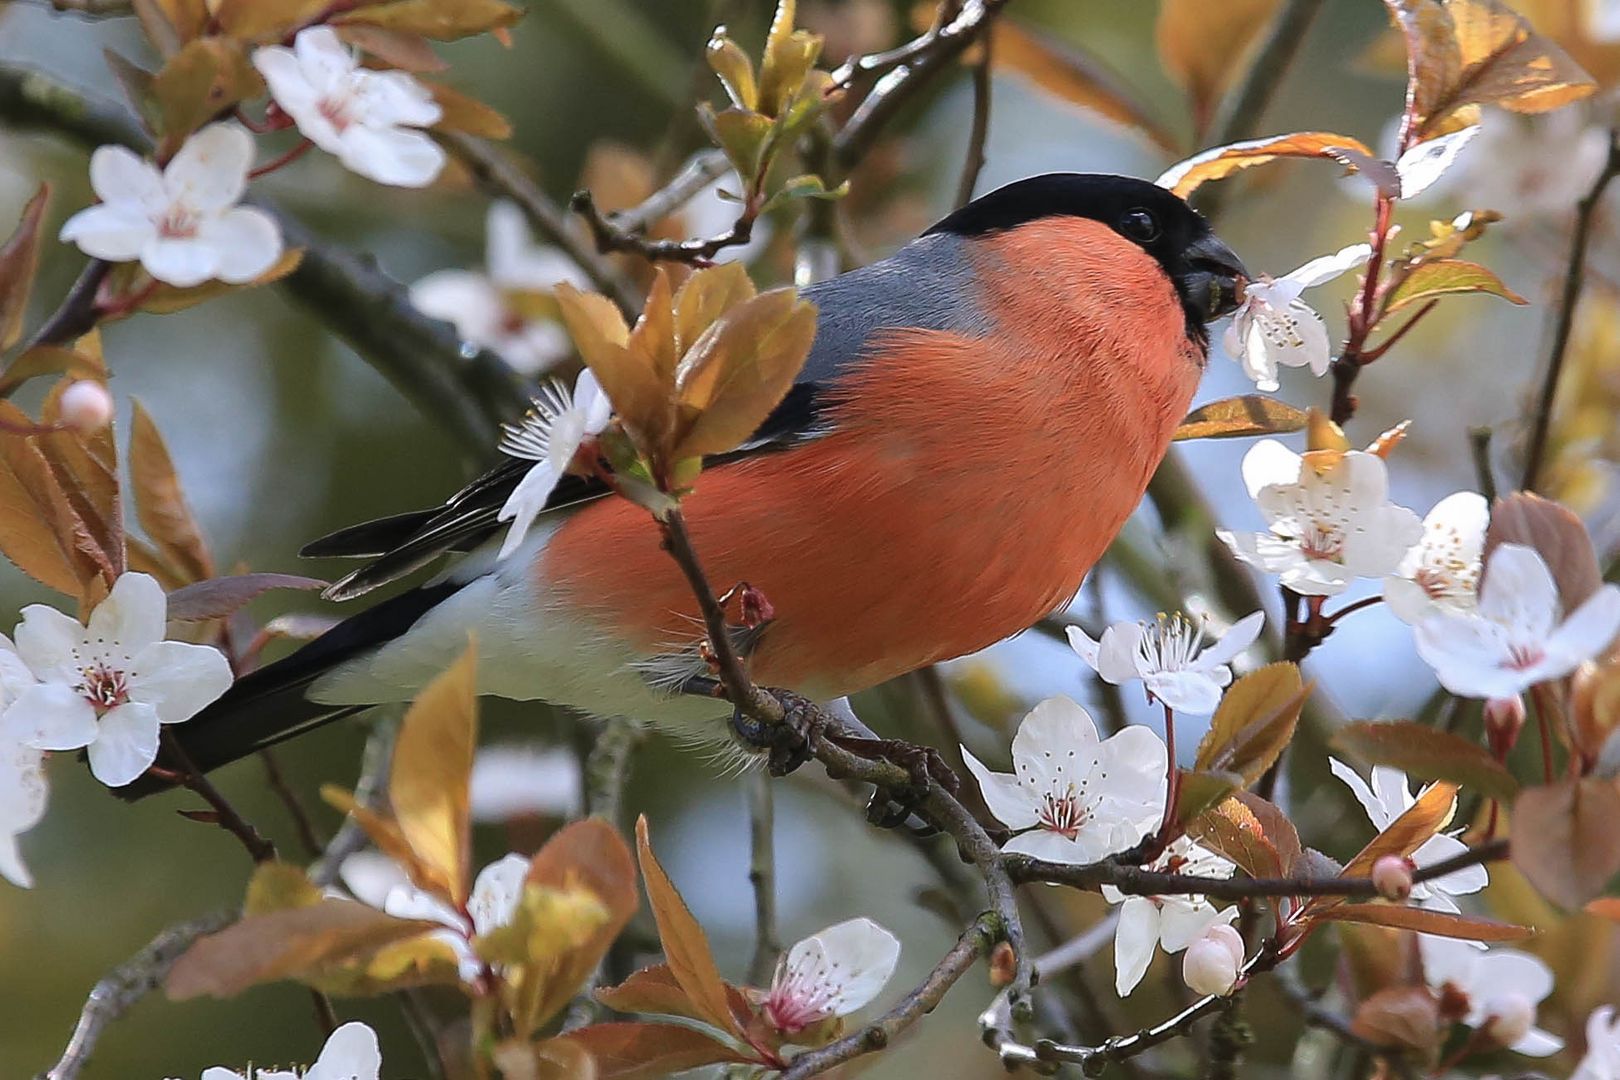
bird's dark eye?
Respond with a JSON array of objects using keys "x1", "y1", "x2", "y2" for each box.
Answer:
[{"x1": 1119, "y1": 208, "x2": 1161, "y2": 244}]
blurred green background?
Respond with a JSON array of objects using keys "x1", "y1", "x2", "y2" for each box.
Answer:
[{"x1": 2, "y1": 0, "x2": 1618, "y2": 1076}]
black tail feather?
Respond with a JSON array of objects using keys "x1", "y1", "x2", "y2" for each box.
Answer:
[{"x1": 116, "y1": 581, "x2": 460, "y2": 800}]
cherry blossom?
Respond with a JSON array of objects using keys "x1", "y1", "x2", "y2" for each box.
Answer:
[
  {"x1": 1327, "y1": 758, "x2": 1485, "y2": 914},
  {"x1": 763, "y1": 917, "x2": 901, "y2": 1036},
  {"x1": 1419, "y1": 935, "x2": 1563, "y2": 1056},
  {"x1": 1068, "y1": 611, "x2": 1264, "y2": 715},
  {"x1": 191, "y1": 1020, "x2": 381, "y2": 1080},
  {"x1": 1101, "y1": 837, "x2": 1238, "y2": 995},
  {"x1": 1181, "y1": 923, "x2": 1244, "y2": 997},
  {"x1": 1574, "y1": 1005, "x2": 1620, "y2": 1080},
  {"x1": 1220, "y1": 244, "x2": 1370, "y2": 391},
  {"x1": 470, "y1": 743, "x2": 582, "y2": 822},
  {"x1": 1382, "y1": 491, "x2": 1488, "y2": 624},
  {"x1": 3, "y1": 573, "x2": 233, "y2": 787},
  {"x1": 410, "y1": 201, "x2": 589, "y2": 375},
  {"x1": 1415, "y1": 543, "x2": 1620, "y2": 699},
  {"x1": 1218, "y1": 440, "x2": 1423, "y2": 596},
  {"x1": 963, "y1": 696, "x2": 1165, "y2": 864},
  {"x1": 340, "y1": 850, "x2": 527, "y2": 983},
  {"x1": 0, "y1": 637, "x2": 46, "y2": 889},
  {"x1": 496, "y1": 369, "x2": 613, "y2": 559},
  {"x1": 253, "y1": 27, "x2": 445, "y2": 187},
  {"x1": 59, "y1": 124, "x2": 282, "y2": 288}
]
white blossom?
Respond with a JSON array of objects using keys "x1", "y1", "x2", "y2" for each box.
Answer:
[
  {"x1": 59, "y1": 124, "x2": 281, "y2": 288},
  {"x1": 470, "y1": 743, "x2": 582, "y2": 821},
  {"x1": 1181, "y1": 923, "x2": 1244, "y2": 997},
  {"x1": 1383, "y1": 491, "x2": 1488, "y2": 624},
  {"x1": 496, "y1": 369, "x2": 613, "y2": 559},
  {"x1": 58, "y1": 381, "x2": 115, "y2": 432},
  {"x1": 340, "y1": 850, "x2": 527, "y2": 983},
  {"x1": 1102, "y1": 837, "x2": 1238, "y2": 995},
  {"x1": 1412, "y1": 110, "x2": 1613, "y2": 219},
  {"x1": 1415, "y1": 543, "x2": 1620, "y2": 699},
  {"x1": 410, "y1": 201, "x2": 589, "y2": 375},
  {"x1": 1392, "y1": 125, "x2": 1481, "y2": 199},
  {"x1": 1419, "y1": 935, "x2": 1563, "y2": 1056},
  {"x1": 763, "y1": 917, "x2": 900, "y2": 1036},
  {"x1": 684, "y1": 172, "x2": 772, "y2": 263},
  {"x1": 1068, "y1": 611, "x2": 1264, "y2": 715},
  {"x1": 1218, "y1": 440, "x2": 1424, "y2": 596},
  {"x1": 963, "y1": 696, "x2": 1165, "y2": 865},
  {"x1": 1220, "y1": 244, "x2": 1370, "y2": 392},
  {"x1": 0, "y1": 637, "x2": 46, "y2": 889},
  {"x1": 3, "y1": 573, "x2": 232, "y2": 787},
  {"x1": 193, "y1": 1020, "x2": 381, "y2": 1080},
  {"x1": 253, "y1": 27, "x2": 444, "y2": 187},
  {"x1": 1327, "y1": 758, "x2": 1486, "y2": 915},
  {"x1": 1574, "y1": 1005, "x2": 1620, "y2": 1080}
]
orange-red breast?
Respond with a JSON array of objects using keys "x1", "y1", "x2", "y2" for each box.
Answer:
[{"x1": 124, "y1": 173, "x2": 1246, "y2": 795}]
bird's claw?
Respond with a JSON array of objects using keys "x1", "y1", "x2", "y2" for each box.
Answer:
[
  {"x1": 824, "y1": 734, "x2": 960, "y2": 830},
  {"x1": 729, "y1": 690, "x2": 819, "y2": 777}
]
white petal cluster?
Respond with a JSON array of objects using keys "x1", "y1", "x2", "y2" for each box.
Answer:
[
  {"x1": 411, "y1": 202, "x2": 589, "y2": 375},
  {"x1": 964, "y1": 697, "x2": 1165, "y2": 865},
  {"x1": 1218, "y1": 440, "x2": 1423, "y2": 596},
  {"x1": 254, "y1": 27, "x2": 445, "y2": 187},
  {"x1": 1419, "y1": 935, "x2": 1563, "y2": 1056},
  {"x1": 764, "y1": 917, "x2": 901, "y2": 1036},
  {"x1": 1382, "y1": 491, "x2": 1488, "y2": 624},
  {"x1": 496, "y1": 369, "x2": 614, "y2": 559},
  {"x1": 1102, "y1": 837, "x2": 1238, "y2": 996},
  {"x1": 1221, "y1": 244, "x2": 1370, "y2": 392},
  {"x1": 0, "y1": 638, "x2": 47, "y2": 889},
  {"x1": 3, "y1": 573, "x2": 232, "y2": 789},
  {"x1": 1068, "y1": 611, "x2": 1263, "y2": 715},
  {"x1": 1575, "y1": 1005, "x2": 1620, "y2": 1080},
  {"x1": 186, "y1": 1021, "x2": 382, "y2": 1080},
  {"x1": 60, "y1": 124, "x2": 282, "y2": 288}
]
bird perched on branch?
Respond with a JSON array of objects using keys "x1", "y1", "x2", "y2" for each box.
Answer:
[{"x1": 121, "y1": 173, "x2": 1246, "y2": 797}]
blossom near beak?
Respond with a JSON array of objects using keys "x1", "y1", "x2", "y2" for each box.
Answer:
[{"x1": 1179, "y1": 233, "x2": 1249, "y2": 323}]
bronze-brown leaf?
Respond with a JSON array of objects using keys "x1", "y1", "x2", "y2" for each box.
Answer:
[
  {"x1": 1157, "y1": 131, "x2": 1377, "y2": 198},
  {"x1": 1512, "y1": 776, "x2": 1620, "y2": 911}
]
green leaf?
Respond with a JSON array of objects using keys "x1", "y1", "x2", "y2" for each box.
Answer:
[
  {"x1": 1331, "y1": 720, "x2": 1519, "y2": 803},
  {"x1": 759, "y1": 173, "x2": 848, "y2": 216},
  {"x1": 333, "y1": 0, "x2": 523, "y2": 40},
  {"x1": 1382, "y1": 258, "x2": 1526, "y2": 317},
  {"x1": 700, "y1": 106, "x2": 773, "y2": 182},
  {"x1": 706, "y1": 33, "x2": 757, "y2": 111},
  {"x1": 1173, "y1": 395, "x2": 1310, "y2": 441},
  {"x1": 1193, "y1": 662, "x2": 1309, "y2": 786},
  {"x1": 150, "y1": 37, "x2": 263, "y2": 141}
]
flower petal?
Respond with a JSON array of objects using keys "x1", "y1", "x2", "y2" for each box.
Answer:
[
  {"x1": 1112, "y1": 897, "x2": 1161, "y2": 996},
  {"x1": 197, "y1": 207, "x2": 283, "y2": 284},
  {"x1": 1065, "y1": 623, "x2": 1103, "y2": 672},
  {"x1": 1143, "y1": 669, "x2": 1223, "y2": 715},
  {"x1": 308, "y1": 1020, "x2": 383, "y2": 1080},
  {"x1": 1159, "y1": 900, "x2": 1234, "y2": 953},
  {"x1": 410, "y1": 271, "x2": 506, "y2": 343},
  {"x1": 1012, "y1": 696, "x2": 1101, "y2": 780},
  {"x1": 1283, "y1": 243, "x2": 1372, "y2": 289},
  {"x1": 1094, "y1": 623, "x2": 1146, "y2": 684},
  {"x1": 1474, "y1": 949, "x2": 1555, "y2": 1007},
  {"x1": 1415, "y1": 611, "x2": 1530, "y2": 699},
  {"x1": 339, "y1": 850, "x2": 411, "y2": 909},
  {"x1": 128, "y1": 640, "x2": 233, "y2": 725},
  {"x1": 1545, "y1": 584, "x2": 1620, "y2": 674},
  {"x1": 355, "y1": 69, "x2": 443, "y2": 128},
  {"x1": 783, "y1": 917, "x2": 901, "y2": 1018},
  {"x1": 1003, "y1": 827, "x2": 1091, "y2": 864},
  {"x1": 165, "y1": 123, "x2": 253, "y2": 211},
  {"x1": 1193, "y1": 611, "x2": 1265, "y2": 670},
  {"x1": 0, "y1": 832, "x2": 32, "y2": 890},
  {"x1": 1328, "y1": 756, "x2": 1390, "y2": 829},
  {"x1": 1513, "y1": 1025, "x2": 1565, "y2": 1057},
  {"x1": 251, "y1": 43, "x2": 321, "y2": 115},
  {"x1": 962, "y1": 747, "x2": 1038, "y2": 830},
  {"x1": 575, "y1": 368, "x2": 613, "y2": 433},
  {"x1": 14, "y1": 604, "x2": 88, "y2": 685},
  {"x1": 292, "y1": 26, "x2": 356, "y2": 90},
  {"x1": 496, "y1": 460, "x2": 564, "y2": 560},
  {"x1": 86, "y1": 701, "x2": 162, "y2": 786},
  {"x1": 91, "y1": 573, "x2": 169, "y2": 656},
  {"x1": 1477, "y1": 544, "x2": 1560, "y2": 637},
  {"x1": 1240, "y1": 440, "x2": 1302, "y2": 499},
  {"x1": 7, "y1": 682, "x2": 99, "y2": 751},
  {"x1": 468, "y1": 852, "x2": 529, "y2": 937},
  {"x1": 141, "y1": 236, "x2": 219, "y2": 288},
  {"x1": 88, "y1": 145, "x2": 167, "y2": 212},
  {"x1": 336, "y1": 125, "x2": 446, "y2": 188},
  {"x1": 59, "y1": 203, "x2": 156, "y2": 262}
]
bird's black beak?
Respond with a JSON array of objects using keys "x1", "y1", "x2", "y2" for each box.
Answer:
[{"x1": 1179, "y1": 233, "x2": 1248, "y2": 323}]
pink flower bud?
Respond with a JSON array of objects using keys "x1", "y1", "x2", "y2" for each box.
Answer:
[
  {"x1": 1485, "y1": 695, "x2": 1526, "y2": 760},
  {"x1": 59, "y1": 380, "x2": 113, "y2": 432},
  {"x1": 1204, "y1": 922, "x2": 1245, "y2": 966},
  {"x1": 1183, "y1": 929, "x2": 1242, "y2": 997},
  {"x1": 1482, "y1": 992, "x2": 1535, "y2": 1047},
  {"x1": 1371, "y1": 854, "x2": 1414, "y2": 901}
]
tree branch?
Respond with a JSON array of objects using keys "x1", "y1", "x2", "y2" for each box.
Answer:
[
  {"x1": 38, "y1": 909, "x2": 236, "y2": 1080},
  {"x1": 1521, "y1": 127, "x2": 1620, "y2": 492},
  {"x1": 745, "y1": 768, "x2": 781, "y2": 987},
  {"x1": 953, "y1": 34, "x2": 992, "y2": 209}
]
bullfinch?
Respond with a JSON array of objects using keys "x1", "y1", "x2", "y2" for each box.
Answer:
[{"x1": 122, "y1": 173, "x2": 1247, "y2": 796}]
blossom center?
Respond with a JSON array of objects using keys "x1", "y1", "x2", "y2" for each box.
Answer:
[
  {"x1": 1503, "y1": 643, "x2": 1546, "y2": 672},
  {"x1": 1297, "y1": 521, "x2": 1345, "y2": 562},
  {"x1": 78, "y1": 662, "x2": 130, "y2": 712},
  {"x1": 1139, "y1": 613, "x2": 1204, "y2": 673},
  {"x1": 765, "y1": 970, "x2": 838, "y2": 1034},
  {"x1": 157, "y1": 204, "x2": 200, "y2": 240},
  {"x1": 317, "y1": 92, "x2": 357, "y2": 133},
  {"x1": 1038, "y1": 785, "x2": 1088, "y2": 840}
]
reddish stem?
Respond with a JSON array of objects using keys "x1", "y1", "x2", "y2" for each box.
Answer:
[
  {"x1": 1359, "y1": 298, "x2": 1440, "y2": 364},
  {"x1": 93, "y1": 278, "x2": 161, "y2": 322},
  {"x1": 249, "y1": 138, "x2": 315, "y2": 179},
  {"x1": 1154, "y1": 702, "x2": 1180, "y2": 850},
  {"x1": 1323, "y1": 595, "x2": 1383, "y2": 625},
  {"x1": 1531, "y1": 683, "x2": 1559, "y2": 784}
]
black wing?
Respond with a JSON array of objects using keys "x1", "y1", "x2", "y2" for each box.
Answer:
[{"x1": 305, "y1": 237, "x2": 985, "y2": 600}]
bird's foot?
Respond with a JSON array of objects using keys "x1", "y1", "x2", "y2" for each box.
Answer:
[
  {"x1": 729, "y1": 690, "x2": 819, "y2": 776},
  {"x1": 822, "y1": 733, "x2": 960, "y2": 829}
]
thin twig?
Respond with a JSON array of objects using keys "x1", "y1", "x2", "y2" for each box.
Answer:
[
  {"x1": 954, "y1": 33, "x2": 992, "y2": 209},
  {"x1": 572, "y1": 188, "x2": 758, "y2": 267},
  {"x1": 435, "y1": 130, "x2": 642, "y2": 316},
  {"x1": 157, "y1": 730, "x2": 277, "y2": 863},
  {"x1": 1276, "y1": 967, "x2": 1418, "y2": 1080},
  {"x1": 1469, "y1": 426, "x2": 1498, "y2": 503},
  {"x1": 23, "y1": 259, "x2": 111, "y2": 350},
  {"x1": 613, "y1": 149, "x2": 731, "y2": 234},
  {"x1": 1522, "y1": 128, "x2": 1620, "y2": 492},
  {"x1": 309, "y1": 712, "x2": 399, "y2": 888},
  {"x1": 746, "y1": 769, "x2": 781, "y2": 986},
  {"x1": 584, "y1": 716, "x2": 643, "y2": 827},
  {"x1": 259, "y1": 747, "x2": 325, "y2": 859},
  {"x1": 38, "y1": 910, "x2": 235, "y2": 1080}
]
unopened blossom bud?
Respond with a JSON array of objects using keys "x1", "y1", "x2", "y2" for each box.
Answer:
[
  {"x1": 1484, "y1": 695, "x2": 1526, "y2": 760},
  {"x1": 1371, "y1": 855, "x2": 1414, "y2": 901},
  {"x1": 1183, "y1": 927, "x2": 1242, "y2": 997},
  {"x1": 1205, "y1": 923, "x2": 1245, "y2": 966},
  {"x1": 989, "y1": 941, "x2": 1017, "y2": 988},
  {"x1": 59, "y1": 380, "x2": 113, "y2": 431},
  {"x1": 1482, "y1": 992, "x2": 1536, "y2": 1047}
]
